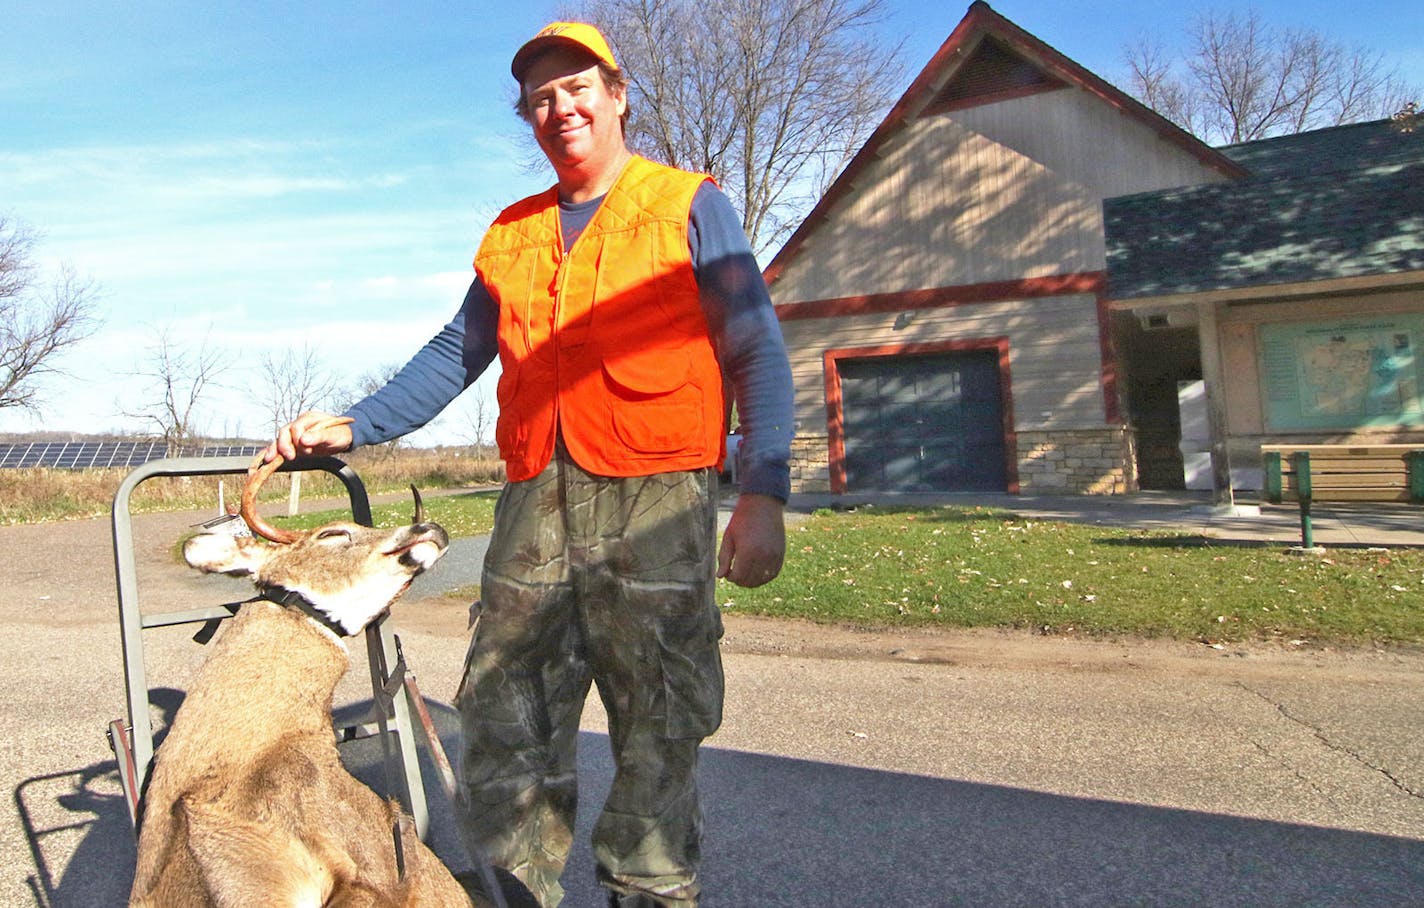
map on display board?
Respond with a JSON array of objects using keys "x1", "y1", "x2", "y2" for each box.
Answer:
[{"x1": 1258, "y1": 316, "x2": 1424, "y2": 430}]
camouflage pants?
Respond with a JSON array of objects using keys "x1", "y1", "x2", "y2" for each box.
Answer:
[{"x1": 453, "y1": 450, "x2": 724, "y2": 908}]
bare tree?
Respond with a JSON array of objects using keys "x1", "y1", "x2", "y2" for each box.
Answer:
[
  {"x1": 456, "y1": 388, "x2": 498, "y2": 449},
  {"x1": 123, "y1": 326, "x2": 233, "y2": 455},
  {"x1": 565, "y1": 0, "x2": 903, "y2": 255},
  {"x1": 1124, "y1": 10, "x2": 1419, "y2": 145},
  {"x1": 1123, "y1": 36, "x2": 1203, "y2": 137},
  {"x1": 0, "y1": 217, "x2": 99, "y2": 413},
  {"x1": 255, "y1": 344, "x2": 340, "y2": 435}
]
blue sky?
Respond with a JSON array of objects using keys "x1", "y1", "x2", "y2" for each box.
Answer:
[{"x1": 3, "y1": 0, "x2": 1421, "y2": 445}]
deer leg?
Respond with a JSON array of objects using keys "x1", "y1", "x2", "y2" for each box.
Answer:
[{"x1": 179, "y1": 797, "x2": 345, "y2": 907}]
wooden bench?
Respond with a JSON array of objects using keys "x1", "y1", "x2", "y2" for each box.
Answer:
[{"x1": 1261, "y1": 444, "x2": 1424, "y2": 548}]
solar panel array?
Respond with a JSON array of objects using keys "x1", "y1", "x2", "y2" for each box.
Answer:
[{"x1": 0, "y1": 442, "x2": 264, "y2": 469}]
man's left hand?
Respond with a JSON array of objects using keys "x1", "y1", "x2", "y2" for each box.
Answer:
[{"x1": 717, "y1": 493, "x2": 786, "y2": 588}]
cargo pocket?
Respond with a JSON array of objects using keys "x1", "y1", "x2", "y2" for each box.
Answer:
[{"x1": 655, "y1": 600, "x2": 725, "y2": 739}]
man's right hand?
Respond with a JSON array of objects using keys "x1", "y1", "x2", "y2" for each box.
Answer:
[{"x1": 264, "y1": 411, "x2": 356, "y2": 463}]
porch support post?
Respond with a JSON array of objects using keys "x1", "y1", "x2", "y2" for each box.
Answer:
[{"x1": 1195, "y1": 301, "x2": 1236, "y2": 507}]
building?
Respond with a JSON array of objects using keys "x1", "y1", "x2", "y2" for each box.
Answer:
[
  {"x1": 763, "y1": 1, "x2": 1424, "y2": 496},
  {"x1": 1106, "y1": 116, "x2": 1424, "y2": 498}
]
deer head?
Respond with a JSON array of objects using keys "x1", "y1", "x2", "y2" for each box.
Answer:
[{"x1": 182, "y1": 452, "x2": 450, "y2": 636}]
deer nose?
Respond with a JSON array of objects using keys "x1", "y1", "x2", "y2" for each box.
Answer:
[
  {"x1": 397, "y1": 524, "x2": 449, "y2": 571},
  {"x1": 414, "y1": 523, "x2": 450, "y2": 550}
]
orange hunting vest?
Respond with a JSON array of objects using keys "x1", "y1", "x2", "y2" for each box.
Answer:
[{"x1": 474, "y1": 156, "x2": 726, "y2": 482}]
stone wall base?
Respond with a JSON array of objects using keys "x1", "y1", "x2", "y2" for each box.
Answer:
[
  {"x1": 789, "y1": 435, "x2": 834, "y2": 493},
  {"x1": 1015, "y1": 427, "x2": 1137, "y2": 495},
  {"x1": 784, "y1": 428, "x2": 1138, "y2": 496}
]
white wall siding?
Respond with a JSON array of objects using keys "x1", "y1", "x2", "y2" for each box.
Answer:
[
  {"x1": 772, "y1": 88, "x2": 1227, "y2": 307},
  {"x1": 951, "y1": 89, "x2": 1228, "y2": 201}
]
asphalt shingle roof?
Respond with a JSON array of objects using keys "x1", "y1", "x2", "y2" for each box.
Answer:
[{"x1": 1104, "y1": 119, "x2": 1424, "y2": 300}]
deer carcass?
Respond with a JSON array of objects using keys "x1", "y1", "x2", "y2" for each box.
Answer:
[{"x1": 129, "y1": 450, "x2": 479, "y2": 907}]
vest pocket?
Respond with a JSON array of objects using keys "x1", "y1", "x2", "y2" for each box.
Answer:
[{"x1": 602, "y1": 352, "x2": 700, "y2": 454}]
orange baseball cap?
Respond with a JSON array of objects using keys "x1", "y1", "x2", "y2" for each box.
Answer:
[{"x1": 511, "y1": 22, "x2": 619, "y2": 81}]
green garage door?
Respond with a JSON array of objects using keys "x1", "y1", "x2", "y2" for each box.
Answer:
[{"x1": 840, "y1": 352, "x2": 1007, "y2": 492}]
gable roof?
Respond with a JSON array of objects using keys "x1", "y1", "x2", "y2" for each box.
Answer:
[
  {"x1": 1104, "y1": 119, "x2": 1424, "y2": 302},
  {"x1": 763, "y1": 0, "x2": 1246, "y2": 285}
]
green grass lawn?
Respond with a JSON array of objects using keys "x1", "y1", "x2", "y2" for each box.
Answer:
[
  {"x1": 281, "y1": 489, "x2": 501, "y2": 540},
  {"x1": 284, "y1": 498, "x2": 1424, "y2": 646},
  {"x1": 724, "y1": 505, "x2": 1424, "y2": 645}
]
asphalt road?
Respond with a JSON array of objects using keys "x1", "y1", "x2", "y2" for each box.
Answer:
[{"x1": 3, "y1": 499, "x2": 1423, "y2": 907}]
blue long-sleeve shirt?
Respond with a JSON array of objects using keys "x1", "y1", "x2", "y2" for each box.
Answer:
[{"x1": 346, "y1": 181, "x2": 795, "y2": 502}]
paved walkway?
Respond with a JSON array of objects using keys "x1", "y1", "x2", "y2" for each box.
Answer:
[{"x1": 785, "y1": 489, "x2": 1424, "y2": 549}]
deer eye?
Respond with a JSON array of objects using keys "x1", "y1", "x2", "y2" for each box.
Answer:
[{"x1": 316, "y1": 528, "x2": 352, "y2": 542}]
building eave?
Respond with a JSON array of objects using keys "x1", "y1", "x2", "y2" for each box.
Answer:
[{"x1": 1107, "y1": 270, "x2": 1424, "y2": 311}]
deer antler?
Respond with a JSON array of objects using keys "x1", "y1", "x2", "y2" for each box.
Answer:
[
  {"x1": 241, "y1": 416, "x2": 357, "y2": 543},
  {"x1": 241, "y1": 453, "x2": 299, "y2": 544}
]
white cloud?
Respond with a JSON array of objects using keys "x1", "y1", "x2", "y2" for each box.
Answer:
[{"x1": 0, "y1": 123, "x2": 539, "y2": 440}]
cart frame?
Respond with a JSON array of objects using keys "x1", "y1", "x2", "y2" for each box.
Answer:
[{"x1": 107, "y1": 455, "x2": 432, "y2": 837}]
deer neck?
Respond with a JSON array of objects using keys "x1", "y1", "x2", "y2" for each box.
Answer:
[
  {"x1": 256, "y1": 586, "x2": 352, "y2": 640},
  {"x1": 166, "y1": 602, "x2": 353, "y2": 753}
]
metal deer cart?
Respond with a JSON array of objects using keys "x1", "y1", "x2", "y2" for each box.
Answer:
[{"x1": 105, "y1": 455, "x2": 450, "y2": 834}]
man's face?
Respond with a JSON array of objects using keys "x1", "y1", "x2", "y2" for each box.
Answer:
[{"x1": 522, "y1": 48, "x2": 626, "y2": 173}]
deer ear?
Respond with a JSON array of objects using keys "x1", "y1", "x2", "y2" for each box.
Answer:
[{"x1": 183, "y1": 532, "x2": 265, "y2": 576}]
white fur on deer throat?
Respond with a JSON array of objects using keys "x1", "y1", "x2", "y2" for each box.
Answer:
[
  {"x1": 268, "y1": 540, "x2": 446, "y2": 638},
  {"x1": 182, "y1": 528, "x2": 447, "y2": 641}
]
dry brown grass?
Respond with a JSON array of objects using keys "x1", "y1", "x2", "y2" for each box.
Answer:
[{"x1": 0, "y1": 446, "x2": 504, "y2": 525}]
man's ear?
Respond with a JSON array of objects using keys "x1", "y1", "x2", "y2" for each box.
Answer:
[{"x1": 183, "y1": 533, "x2": 265, "y2": 577}]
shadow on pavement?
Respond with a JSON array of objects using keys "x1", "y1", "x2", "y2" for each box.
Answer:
[
  {"x1": 17, "y1": 701, "x2": 1423, "y2": 907},
  {"x1": 14, "y1": 761, "x2": 136, "y2": 908},
  {"x1": 689, "y1": 748, "x2": 1424, "y2": 907}
]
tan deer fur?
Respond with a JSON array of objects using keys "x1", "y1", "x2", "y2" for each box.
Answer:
[{"x1": 128, "y1": 485, "x2": 480, "y2": 907}]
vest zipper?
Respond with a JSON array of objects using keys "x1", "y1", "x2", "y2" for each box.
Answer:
[{"x1": 552, "y1": 206, "x2": 570, "y2": 436}]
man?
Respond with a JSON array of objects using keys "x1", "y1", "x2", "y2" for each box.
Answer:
[{"x1": 265, "y1": 21, "x2": 794, "y2": 908}]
